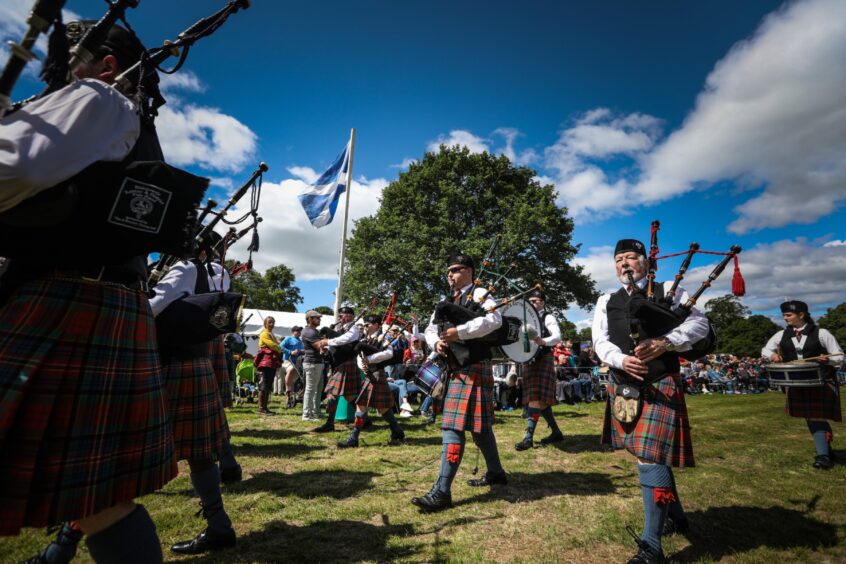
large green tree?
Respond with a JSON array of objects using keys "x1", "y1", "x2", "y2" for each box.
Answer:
[
  {"x1": 705, "y1": 294, "x2": 751, "y2": 334},
  {"x1": 227, "y1": 262, "x2": 303, "y2": 311},
  {"x1": 716, "y1": 315, "x2": 780, "y2": 357},
  {"x1": 343, "y1": 146, "x2": 598, "y2": 318},
  {"x1": 819, "y1": 302, "x2": 846, "y2": 345}
]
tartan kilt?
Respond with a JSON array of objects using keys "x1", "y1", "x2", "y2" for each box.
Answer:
[
  {"x1": 209, "y1": 335, "x2": 233, "y2": 408},
  {"x1": 785, "y1": 372, "x2": 842, "y2": 421},
  {"x1": 523, "y1": 350, "x2": 556, "y2": 405},
  {"x1": 0, "y1": 276, "x2": 176, "y2": 535},
  {"x1": 601, "y1": 372, "x2": 694, "y2": 467},
  {"x1": 162, "y1": 342, "x2": 227, "y2": 462},
  {"x1": 324, "y1": 357, "x2": 362, "y2": 401},
  {"x1": 355, "y1": 370, "x2": 395, "y2": 411},
  {"x1": 441, "y1": 361, "x2": 495, "y2": 434}
]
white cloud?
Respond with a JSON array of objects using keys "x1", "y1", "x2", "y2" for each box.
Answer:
[
  {"x1": 159, "y1": 71, "x2": 206, "y2": 94},
  {"x1": 0, "y1": 5, "x2": 82, "y2": 76},
  {"x1": 428, "y1": 130, "x2": 489, "y2": 154},
  {"x1": 633, "y1": 0, "x2": 846, "y2": 233},
  {"x1": 390, "y1": 157, "x2": 417, "y2": 170},
  {"x1": 492, "y1": 127, "x2": 538, "y2": 166},
  {"x1": 823, "y1": 239, "x2": 846, "y2": 247},
  {"x1": 222, "y1": 173, "x2": 389, "y2": 281}
]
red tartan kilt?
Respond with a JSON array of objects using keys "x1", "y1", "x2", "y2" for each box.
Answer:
[
  {"x1": 785, "y1": 376, "x2": 842, "y2": 421},
  {"x1": 522, "y1": 350, "x2": 556, "y2": 405},
  {"x1": 210, "y1": 335, "x2": 233, "y2": 408},
  {"x1": 601, "y1": 373, "x2": 695, "y2": 467},
  {"x1": 0, "y1": 277, "x2": 176, "y2": 535},
  {"x1": 163, "y1": 349, "x2": 227, "y2": 462},
  {"x1": 324, "y1": 358, "x2": 362, "y2": 400},
  {"x1": 355, "y1": 371, "x2": 395, "y2": 411},
  {"x1": 441, "y1": 361, "x2": 495, "y2": 434}
]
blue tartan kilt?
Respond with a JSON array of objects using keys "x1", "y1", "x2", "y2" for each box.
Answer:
[
  {"x1": 601, "y1": 372, "x2": 695, "y2": 468},
  {"x1": 355, "y1": 370, "x2": 395, "y2": 411},
  {"x1": 441, "y1": 361, "x2": 495, "y2": 434},
  {"x1": 0, "y1": 275, "x2": 176, "y2": 535},
  {"x1": 162, "y1": 343, "x2": 227, "y2": 462},
  {"x1": 785, "y1": 372, "x2": 841, "y2": 421},
  {"x1": 523, "y1": 350, "x2": 557, "y2": 405},
  {"x1": 324, "y1": 357, "x2": 362, "y2": 401}
]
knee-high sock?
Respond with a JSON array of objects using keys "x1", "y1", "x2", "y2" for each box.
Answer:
[
  {"x1": 325, "y1": 396, "x2": 338, "y2": 423},
  {"x1": 382, "y1": 409, "x2": 402, "y2": 433},
  {"x1": 85, "y1": 505, "x2": 163, "y2": 564},
  {"x1": 218, "y1": 417, "x2": 239, "y2": 472},
  {"x1": 667, "y1": 467, "x2": 686, "y2": 520},
  {"x1": 350, "y1": 411, "x2": 366, "y2": 440},
  {"x1": 472, "y1": 431, "x2": 504, "y2": 475},
  {"x1": 808, "y1": 420, "x2": 834, "y2": 456},
  {"x1": 190, "y1": 463, "x2": 232, "y2": 534},
  {"x1": 525, "y1": 407, "x2": 541, "y2": 439},
  {"x1": 436, "y1": 429, "x2": 466, "y2": 494},
  {"x1": 41, "y1": 522, "x2": 83, "y2": 564},
  {"x1": 540, "y1": 406, "x2": 561, "y2": 434},
  {"x1": 637, "y1": 463, "x2": 673, "y2": 554}
]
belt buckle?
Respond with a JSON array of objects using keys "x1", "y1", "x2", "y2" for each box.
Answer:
[{"x1": 81, "y1": 266, "x2": 106, "y2": 283}]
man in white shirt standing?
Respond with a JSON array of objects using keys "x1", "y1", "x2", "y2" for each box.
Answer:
[
  {"x1": 592, "y1": 239, "x2": 710, "y2": 564},
  {"x1": 762, "y1": 300, "x2": 844, "y2": 469},
  {"x1": 411, "y1": 253, "x2": 507, "y2": 512}
]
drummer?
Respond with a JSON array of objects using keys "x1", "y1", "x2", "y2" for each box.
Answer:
[{"x1": 762, "y1": 300, "x2": 844, "y2": 469}]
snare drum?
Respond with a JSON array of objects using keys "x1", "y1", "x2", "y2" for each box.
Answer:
[
  {"x1": 765, "y1": 363, "x2": 827, "y2": 387},
  {"x1": 493, "y1": 298, "x2": 542, "y2": 363},
  {"x1": 414, "y1": 359, "x2": 448, "y2": 400}
]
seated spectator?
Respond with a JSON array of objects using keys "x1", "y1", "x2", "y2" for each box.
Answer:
[{"x1": 236, "y1": 355, "x2": 258, "y2": 403}]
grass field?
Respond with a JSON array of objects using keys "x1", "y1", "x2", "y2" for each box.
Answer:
[{"x1": 3, "y1": 391, "x2": 846, "y2": 563}]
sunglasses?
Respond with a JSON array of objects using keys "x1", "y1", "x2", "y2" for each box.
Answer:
[{"x1": 448, "y1": 266, "x2": 468, "y2": 274}]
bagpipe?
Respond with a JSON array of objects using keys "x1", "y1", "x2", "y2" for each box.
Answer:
[
  {"x1": 620, "y1": 220, "x2": 744, "y2": 384},
  {"x1": 0, "y1": 0, "x2": 251, "y2": 265}
]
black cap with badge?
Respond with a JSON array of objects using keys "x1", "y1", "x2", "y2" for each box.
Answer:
[
  {"x1": 780, "y1": 300, "x2": 809, "y2": 314},
  {"x1": 614, "y1": 239, "x2": 646, "y2": 256}
]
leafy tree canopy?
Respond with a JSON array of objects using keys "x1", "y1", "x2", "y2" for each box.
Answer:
[
  {"x1": 314, "y1": 305, "x2": 334, "y2": 315},
  {"x1": 716, "y1": 315, "x2": 780, "y2": 358},
  {"x1": 343, "y1": 146, "x2": 598, "y2": 319},
  {"x1": 226, "y1": 262, "x2": 303, "y2": 312},
  {"x1": 705, "y1": 294, "x2": 751, "y2": 334},
  {"x1": 819, "y1": 302, "x2": 846, "y2": 345}
]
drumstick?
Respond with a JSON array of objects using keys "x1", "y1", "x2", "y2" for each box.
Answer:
[{"x1": 787, "y1": 353, "x2": 837, "y2": 363}]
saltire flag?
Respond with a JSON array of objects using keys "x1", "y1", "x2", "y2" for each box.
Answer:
[{"x1": 298, "y1": 141, "x2": 351, "y2": 228}]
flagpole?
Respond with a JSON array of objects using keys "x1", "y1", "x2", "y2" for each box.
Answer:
[{"x1": 333, "y1": 128, "x2": 356, "y2": 318}]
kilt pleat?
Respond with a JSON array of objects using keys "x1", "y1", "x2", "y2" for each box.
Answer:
[
  {"x1": 601, "y1": 373, "x2": 694, "y2": 467},
  {"x1": 324, "y1": 358, "x2": 362, "y2": 400},
  {"x1": 0, "y1": 277, "x2": 176, "y2": 535},
  {"x1": 523, "y1": 350, "x2": 557, "y2": 405},
  {"x1": 162, "y1": 343, "x2": 226, "y2": 462},
  {"x1": 210, "y1": 335, "x2": 233, "y2": 408},
  {"x1": 441, "y1": 361, "x2": 495, "y2": 434},
  {"x1": 785, "y1": 374, "x2": 841, "y2": 421},
  {"x1": 355, "y1": 371, "x2": 394, "y2": 411}
]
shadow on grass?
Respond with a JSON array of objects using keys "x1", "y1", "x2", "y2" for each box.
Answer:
[
  {"x1": 545, "y1": 433, "x2": 612, "y2": 454},
  {"x1": 183, "y1": 518, "x2": 418, "y2": 563},
  {"x1": 396, "y1": 436, "x2": 444, "y2": 447},
  {"x1": 230, "y1": 428, "x2": 304, "y2": 440},
  {"x1": 239, "y1": 469, "x2": 380, "y2": 498},
  {"x1": 235, "y1": 441, "x2": 323, "y2": 458},
  {"x1": 674, "y1": 505, "x2": 839, "y2": 562},
  {"x1": 453, "y1": 470, "x2": 617, "y2": 507}
]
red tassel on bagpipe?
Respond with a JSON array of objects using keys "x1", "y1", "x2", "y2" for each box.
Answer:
[{"x1": 731, "y1": 255, "x2": 746, "y2": 297}]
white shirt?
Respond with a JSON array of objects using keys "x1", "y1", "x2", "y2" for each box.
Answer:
[
  {"x1": 424, "y1": 284, "x2": 503, "y2": 350},
  {"x1": 762, "y1": 325, "x2": 843, "y2": 360},
  {"x1": 327, "y1": 324, "x2": 361, "y2": 347},
  {"x1": 0, "y1": 79, "x2": 140, "y2": 212},
  {"x1": 535, "y1": 309, "x2": 562, "y2": 347},
  {"x1": 591, "y1": 280, "x2": 710, "y2": 371},
  {"x1": 148, "y1": 260, "x2": 230, "y2": 317}
]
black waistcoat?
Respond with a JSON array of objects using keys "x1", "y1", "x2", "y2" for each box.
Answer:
[{"x1": 779, "y1": 326, "x2": 826, "y2": 361}]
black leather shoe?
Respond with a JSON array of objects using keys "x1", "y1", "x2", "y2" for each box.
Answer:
[
  {"x1": 813, "y1": 454, "x2": 834, "y2": 469},
  {"x1": 313, "y1": 420, "x2": 335, "y2": 433},
  {"x1": 627, "y1": 540, "x2": 664, "y2": 564},
  {"x1": 514, "y1": 437, "x2": 533, "y2": 451},
  {"x1": 411, "y1": 488, "x2": 452, "y2": 512},
  {"x1": 425, "y1": 413, "x2": 436, "y2": 425},
  {"x1": 467, "y1": 471, "x2": 508, "y2": 487},
  {"x1": 539, "y1": 431, "x2": 565, "y2": 445},
  {"x1": 171, "y1": 527, "x2": 236, "y2": 555},
  {"x1": 389, "y1": 430, "x2": 405, "y2": 445},
  {"x1": 662, "y1": 514, "x2": 690, "y2": 535},
  {"x1": 220, "y1": 465, "x2": 242, "y2": 484},
  {"x1": 337, "y1": 435, "x2": 359, "y2": 448}
]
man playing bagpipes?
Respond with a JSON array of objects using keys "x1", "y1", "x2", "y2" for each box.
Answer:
[
  {"x1": 337, "y1": 314, "x2": 406, "y2": 448},
  {"x1": 593, "y1": 238, "x2": 710, "y2": 564},
  {"x1": 312, "y1": 306, "x2": 363, "y2": 433},
  {"x1": 515, "y1": 288, "x2": 565, "y2": 451},
  {"x1": 762, "y1": 300, "x2": 844, "y2": 469},
  {"x1": 411, "y1": 253, "x2": 508, "y2": 512}
]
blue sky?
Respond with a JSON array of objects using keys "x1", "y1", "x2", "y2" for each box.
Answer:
[{"x1": 3, "y1": 0, "x2": 844, "y2": 326}]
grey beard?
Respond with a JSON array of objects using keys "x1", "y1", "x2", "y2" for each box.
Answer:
[{"x1": 618, "y1": 271, "x2": 644, "y2": 286}]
